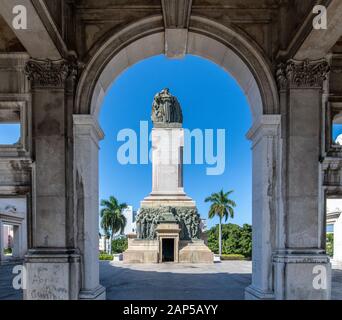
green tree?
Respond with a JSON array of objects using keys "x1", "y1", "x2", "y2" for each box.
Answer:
[
  {"x1": 207, "y1": 223, "x2": 252, "y2": 258},
  {"x1": 100, "y1": 196, "x2": 127, "y2": 253},
  {"x1": 222, "y1": 223, "x2": 241, "y2": 254},
  {"x1": 111, "y1": 237, "x2": 128, "y2": 254},
  {"x1": 205, "y1": 190, "x2": 236, "y2": 256},
  {"x1": 326, "y1": 233, "x2": 334, "y2": 257}
]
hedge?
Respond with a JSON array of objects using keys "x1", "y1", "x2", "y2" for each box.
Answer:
[
  {"x1": 99, "y1": 253, "x2": 113, "y2": 260},
  {"x1": 220, "y1": 254, "x2": 248, "y2": 261}
]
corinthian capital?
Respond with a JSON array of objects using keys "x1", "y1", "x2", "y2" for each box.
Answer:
[
  {"x1": 276, "y1": 59, "x2": 330, "y2": 90},
  {"x1": 25, "y1": 59, "x2": 78, "y2": 89}
]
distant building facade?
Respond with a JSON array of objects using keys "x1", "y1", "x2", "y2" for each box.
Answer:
[
  {"x1": 99, "y1": 234, "x2": 110, "y2": 253},
  {"x1": 115, "y1": 206, "x2": 137, "y2": 237},
  {"x1": 200, "y1": 218, "x2": 207, "y2": 233},
  {"x1": 327, "y1": 199, "x2": 342, "y2": 265},
  {"x1": 0, "y1": 198, "x2": 27, "y2": 264}
]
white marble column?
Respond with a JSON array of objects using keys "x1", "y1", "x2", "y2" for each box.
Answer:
[
  {"x1": 273, "y1": 59, "x2": 331, "y2": 300},
  {"x1": 73, "y1": 115, "x2": 106, "y2": 300},
  {"x1": 24, "y1": 59, "x2": 81, "y2": 300},
  {"x1": 245, "y1": 115, "x2": 281, "y2": 300}
]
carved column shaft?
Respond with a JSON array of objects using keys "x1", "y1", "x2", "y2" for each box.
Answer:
[
  {"x1": 245, "y1": 115, "x2": 281, "y2": 300},
  {"x1": 273, "y1": 59, "x2": 331, "y2": 300},
  {"x1": 23, "y1": 59, "x2": 81, "y2": 300},
  {"x1": 73, "y1": 114, "x2": 106, "y2": 299}
]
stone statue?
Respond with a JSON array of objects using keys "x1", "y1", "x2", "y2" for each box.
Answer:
[
  {"x1": 151, "y1": 88, "x2": 183, "y2": 126},
  {"x1": 136, "y1": 206, "x2": 201, "y2": 240}
]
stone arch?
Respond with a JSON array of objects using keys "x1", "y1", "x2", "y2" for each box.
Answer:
[
  {"x1": 73, "y1": 15, "x2": 282, "y2": 300},
  {"x1": 75, "y1": 15, "x2": 279, "y2": 121}
]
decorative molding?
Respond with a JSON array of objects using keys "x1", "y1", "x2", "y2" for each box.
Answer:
[
  {"x1": 322, "y1": 158, "x2": 342, "y2": 187},
  {"x1": 161, "y1": 0, "x2": 192, "y2": 28},
  {"x1": 246, "y1": 114, "x2": 281, "y2": 146},
  {"x1": 73, "y1": 114, "x2": 105, "y2": 144},
  {"x1": 0, "y1": 100, "x2": 30, "y2": 158},
  {"x1": 273, "y1": 252, "x2": 329, "y2": 264},
  {"x1": 276, "y1": 59, "x2": 330, "y2": 90},
  {"x1": 24, "y1": 59, "x2": 78, "y2": 89}
]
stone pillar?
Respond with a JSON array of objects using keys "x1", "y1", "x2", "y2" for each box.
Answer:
[
  {"x1": 142, "y1": 126, "x2": 195, "y2": 207},
  {"x1": 245, "y1": 115, "x2": 281, "y2": 300},
  {"x1": 0, "y1": 220, "x2": 3, "y2": 263},
  {"x1": 73, "y1": 115, "x2": 106, "y2": 300},
  {"x1": 12, "y1": 225, "x2": 20, "y2": 258},
  {"x1": 24, "y1": 59, "x2": 81, "y2": 300},
  {"x1": 273, "y1": 59, "x2": 331, "y2": 300},
  {"x1": 152, "y1": 127, "x2": 184, "y2": 195}
]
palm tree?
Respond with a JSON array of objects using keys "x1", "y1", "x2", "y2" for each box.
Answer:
[
  {"x1": 100, "y1": 196, "x2": 128, "y2": 253},
  {"x1": 205, "y1": 190, "x2": 236, "y2": 257}
]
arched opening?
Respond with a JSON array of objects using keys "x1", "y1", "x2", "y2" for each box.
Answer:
[
  {"x1": 74, "y1": 18, "x2": 281, "y2": 300},
  {"x1": 86, "y1": 31, "x2": 265, "y2": 120},
  {"x1": 97, "y1": 54, "x2": 252, "y2": 298}
]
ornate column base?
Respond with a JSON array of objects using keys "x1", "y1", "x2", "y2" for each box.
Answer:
[
  {"x1": 245, "y1": 285, "x2": 275, "y2": 300},
  {"x1": 79, "y1": 285, "x2": 106, "y2": 300},
  {"x1": 273, "y1": 249, "x2": 331, "y2": 300},
  {"x1": 24, "y1": 249, "x2": 81, "y2": 300}
]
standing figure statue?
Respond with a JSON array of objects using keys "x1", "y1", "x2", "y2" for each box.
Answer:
[
  {"x1": 190, "y1": 211, "x2": 200, "y2": 239},
  {"x1": 145, "y1": 214, "x2": 153, "y2": 239},
  {"x1": 183, "y1": 211, "x2": 193, "y2": 240},
  {"x1": 151, "y1": 88, "x2": 183, "y2": 125}
]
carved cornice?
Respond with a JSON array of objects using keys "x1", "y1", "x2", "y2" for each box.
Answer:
[
  {"x1": 276, "y1": 59, "x2": 330, "y2": 90},
  {"x1": 25, "y1": 59, "x2": 78, "y2": 89},
  {"x1": 322, "y1": 158, "x2": 342, "y2": 187}
]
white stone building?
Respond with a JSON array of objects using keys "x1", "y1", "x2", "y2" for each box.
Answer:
[
  {"x1": 99, "y1": 206, "x2": 136, "y2": 252},
  {"x1": 326, "y1": 199, "x2": 342, "y2": 265},
  {"x1": 200, "y1": 218, "x2": 208, "y2": 233},
  {"x1": 99, "y1": 235, "x2": 110, "y2": 253},
  {"x1": 115, "y1": 206, "x2": 137, "y2": 237}
]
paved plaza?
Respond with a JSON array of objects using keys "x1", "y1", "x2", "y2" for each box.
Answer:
[
  {"x1": 102, "y1": 261, "x2": 252, "y2": 300},
  {"x1": 1, "y1": 260, "x2": 342, "y2": 300}
]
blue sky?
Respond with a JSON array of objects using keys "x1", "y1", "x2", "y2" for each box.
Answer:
[
  {"x1": 333, "y1": 124, "x2": 342, "y2": 141},
  {"x1": 0, "y1": 124, "x2": 20, "y2": 144},
  {"x1": 99, "y1": 55, "x2": 252, "y2": 229}
]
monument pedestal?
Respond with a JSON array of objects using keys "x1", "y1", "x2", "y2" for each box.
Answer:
[
  {"x1": 124, "y1": 228, "x2": 214, "y2": 264},
  {"x1": 123, "y1": 241, "x2": 159, "y2": 264},
  {"x1": 179, "y1": 240, "x2": 214, "y2": 263},
  {"x1": 123, "y1": 233, "x2": 158, "y2": 263}
]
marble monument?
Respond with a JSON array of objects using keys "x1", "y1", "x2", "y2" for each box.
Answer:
[{"x1": 123, "y1": 89, "x2": 213, "y2": 263}]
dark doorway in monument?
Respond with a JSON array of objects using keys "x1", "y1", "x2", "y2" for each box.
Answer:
[{"x1": 162, "y1": 239, "x2": 175, "y2": 262}]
